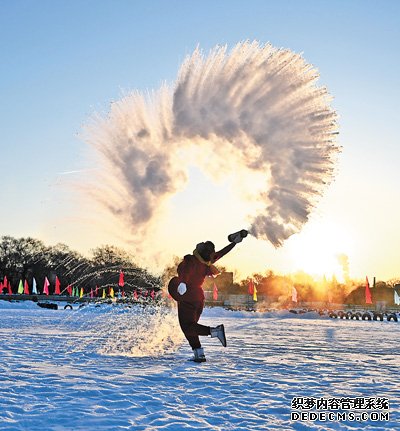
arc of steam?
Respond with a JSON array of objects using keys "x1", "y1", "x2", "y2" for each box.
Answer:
[{"x1": 83, "y1": 41, "x2": 340, "y2": 247}]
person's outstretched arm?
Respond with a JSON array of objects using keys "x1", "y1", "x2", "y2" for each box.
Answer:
[{"x1": 213, "y1": 243, "x2": 236, "y2": 262}]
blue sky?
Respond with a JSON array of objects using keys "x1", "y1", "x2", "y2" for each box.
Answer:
[{"x1": 1, "y1": 0, "x2": 399, "y2": 279}]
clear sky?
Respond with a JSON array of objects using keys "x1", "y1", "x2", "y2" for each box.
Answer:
[{"x1": 1, "y1": 0, "x2": 399, "y2": 281}]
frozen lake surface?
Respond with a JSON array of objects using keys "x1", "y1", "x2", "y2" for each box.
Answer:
[{"x1": 0, "y1": 301, "x2": 398, "y2": 430}]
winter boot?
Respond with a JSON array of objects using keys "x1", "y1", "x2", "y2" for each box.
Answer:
[
  {"x1": 192, "y1": 347, "x2": 206, "y2": 363},
  {"x1": 210, "y1": 324, "x2": 227, "y2": 347}
]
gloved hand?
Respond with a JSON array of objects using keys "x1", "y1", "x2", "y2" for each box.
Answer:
[
  {"x1": 231, "y1": 232, "x2": 243, "y2": 243},
  {"x1": 177, "y1": 282, "x2": 187, "y2": 295}
]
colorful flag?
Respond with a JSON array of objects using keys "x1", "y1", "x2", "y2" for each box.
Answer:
[
  {"x1": 253, "y1": 284, "x2": 258, "y2": 302},
  {"x1": 248, "y1": 279, "x2": 254, "y2": 295},
  {"x1": 18, "y1": 280, "x2": 24, "y2": 294},
  {"x1": 150, "y1": 289, "x2": 155, "y2": 299},
  {"x1": 94, "y1": 285, "x2": 99, "y2": 297},
  {"x1": 292, "y1": 286, "x2": 298, "y2": 303},
  {"x1": 3, "y1": 275, "x2": 7, "y2": 288},
  {"x1": 54, "y1": 276, "x2": 61, "y2": 295},
  {"x1": 0, "y1": 281, "x2": 3, "y2": 293},
  {"x1": 394, "y1": 290, "x2": 400, "y2": 305},
  {"x1": 110, "y1": 287, "x2": 114, "y2": 298},
  {"x1": 24, "y1": 280, "x2": 29, "y2": 295},
  {"x1": 365, "y1": 276, "x2": 372, "y2": 304},
  {"x1": 133, "y1": 290, "x2": 138, "y2": 300},
  {"x1": 80, "y1": 287, "x2": 84, "y2": 298},
  {"x1": 67, "y1": 285, "x2": 72, "y2": 296},
  {"x1": 32, "y1": 277, "x2": 37, "y2": 294},
  {"x1": 8, "y1": 281, "x2": 12, "y2": 295},
  {"x1": 213, "y1": 282, "x2": 218, "y2": 301},
  {"x1": 102, "y1": 288, "x2": 106, "y2": 299},
  {"x1": 118, "y1": 270, "x2": 125, "y2": 287},
  {"x1": 43, "y1": 277, "x2": 50, "y2": 295}
]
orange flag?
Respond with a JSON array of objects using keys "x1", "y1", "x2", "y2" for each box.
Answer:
[{"x1": 365, "y1": 276, "x2": 372, "y2": 304}]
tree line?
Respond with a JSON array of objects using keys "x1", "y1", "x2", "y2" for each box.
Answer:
[
  {"x1": 204, "y1": 269, "x2": 400, "y2": 306},
  {"x1": 0, "y1": 236, "x2": 160, "y2": 295}
]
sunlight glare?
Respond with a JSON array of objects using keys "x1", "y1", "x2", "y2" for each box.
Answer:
[{"x1": 287, "y1": 220, "x2": 354, "y2": 282}]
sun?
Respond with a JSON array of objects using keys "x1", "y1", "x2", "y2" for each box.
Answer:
[{"x1": 287, "y1": 220, "x2": 354, "y2": 281}]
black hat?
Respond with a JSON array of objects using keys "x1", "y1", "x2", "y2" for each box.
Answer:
[{"x1": 195, "y1": 241, "x2": 215, "y2": 261}]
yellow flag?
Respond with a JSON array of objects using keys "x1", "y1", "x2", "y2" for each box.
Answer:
[
  {"x1": 253, "y1": 285, "x2": 258, "y2": 302},
  {"x1": 102, "y1": 288, "x2": 106, "y2": 299},
  {"x1": 110, "y1": 287, "x2": 114, "y2": 298},
  {"x1": 80, "y1": 287, "x2": 84, "y2": 298},
  {"x1": 18, "y1": 279, "x2": 24, "y2": 294}
]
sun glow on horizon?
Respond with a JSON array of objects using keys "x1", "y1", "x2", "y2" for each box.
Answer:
[{"x1": 287, "y1": 219, "x2": 354, "y2": 282}]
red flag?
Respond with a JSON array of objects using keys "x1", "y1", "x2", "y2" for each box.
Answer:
[
  {"x1": 67, "y1": 284, "x2": 72, "y2": 296},
  {"x1": 150, "y1": 289, "x2": 155, "y2": 299},
  {"x1": 0, "y1": 281, "x2": 3, "y2": 293},
  {"x1": 90, "y1": 288, "x2": 94, "y2": 298},
  {"x1": 118, "y1": 270, "x2": 125, "y2": 287},
  {"x1": 133, "y1": 290, "x2": 138, "y2": 300},
  {"x1": 43, "y1": 277, "x2": 50, "y2": 295},
  {"x1": 3, "y1": 275, "x2": 7, "y2": 288},
  {"x1": 122, "y1": 289, "x2": 125, "y2": 297},
  {"x1": 54, "y1": 276, "x2": 61, "y2": 295},
  {"x1": 365, "y1": 276, "x2": 372, "y2": 304},
  {"x1": 8, "y1": 281, "x2": 12, "y2": 295},
  {"x1": 248, "y1": 279, "x2": 254, "y2": 295},
  {"x1": 94, "y1": 285, "x2": 99, "y2": 297},
  {"x1": 24, "y1": 280, "x2": 30, "y2": 295},
  {"x1": 213, "y1": 282, "x2": 218, "y2": 301}
]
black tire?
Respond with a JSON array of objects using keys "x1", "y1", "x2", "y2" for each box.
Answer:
[
  {"x1": 338, "y1": 311, "x2": 345, "y2": 319},
  {"x1": 387, "y1": 313, "x2": 398, "y2": 322},
  {"x1": 373, "y1": 313, "x2": 383, "y2": 321},
  {"x1": 362, "y1": 312, "x2": 372, "y2": 321},
  {"x1": 345, "y1": 312, "x2": 352, "y2": 319},
  {"x1": 329, "y1": 312, "x2": 338, "y2": 318},
  {"x1": 64, "y1": 304, "x2": 73, "y2": 310}
]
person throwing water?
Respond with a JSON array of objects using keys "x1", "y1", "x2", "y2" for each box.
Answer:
[{"x1": 168, "y1": 229, "x2": 248, "y2": 362}]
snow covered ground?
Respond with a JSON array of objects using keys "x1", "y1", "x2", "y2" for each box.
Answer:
[{"x1": 0, "y1": 301, "x2": 398, "y2": 430}]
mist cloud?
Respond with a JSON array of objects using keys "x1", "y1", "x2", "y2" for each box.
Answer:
[{"x1": 83, "y1": 41, "x2": 340, "y2": 247}]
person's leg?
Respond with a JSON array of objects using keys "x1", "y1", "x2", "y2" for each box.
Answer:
[{"x1": 178, "y1": 301, "x2": 210, "y2": 348}]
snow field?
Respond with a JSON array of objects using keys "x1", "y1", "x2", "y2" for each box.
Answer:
[{"x1": 0, "y1": 302, "x2": 398, "y2": 430}]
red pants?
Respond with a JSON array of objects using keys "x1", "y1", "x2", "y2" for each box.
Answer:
[{"x1": 178, "y1": 300, "x2": 210, "y2": 349}]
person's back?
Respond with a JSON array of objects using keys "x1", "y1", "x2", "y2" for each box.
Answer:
[{"x1": 176, "y1": 254, "x2": 212, "y2": 301}]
